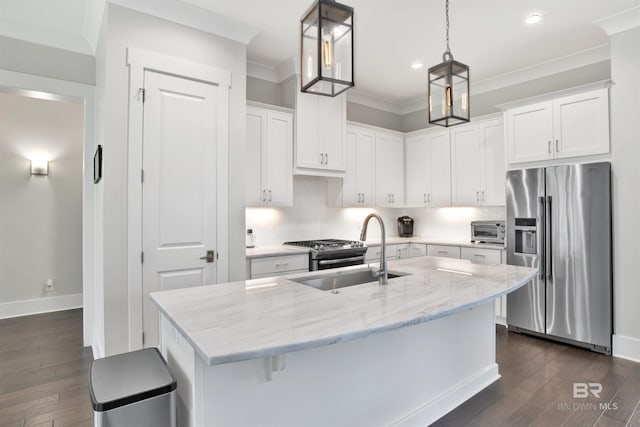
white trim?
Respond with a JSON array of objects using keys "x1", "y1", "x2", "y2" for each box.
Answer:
[
  {"x1": 108, "y1": 0, "x2": 259, "y2": 45},
  {"x1": 347, "y1": 90, "x2": 403, "y2": 115},
  {"x1": 391, "y1": 364, "x2": 499, "y2": 427},
  {"x1": 496, "y1": 79, "x2": 613, "y2": 111},
  {"x1": 0, "y1": 69, "x2": 96, "y2": 349},
  {"x1": 126, "y1": 47, "x2": 231, "y2": 351},
  {"x1": 93, "y1": 326, "x2": 105, "y2": 359},
  {"x1": 247, "y1": 61, "x2": 279, "y2": 83},
  {"x1": 613, "y1": 334, "x2": 640, "y2": 363},
  {"x1": 397, "y1": 44, "x2": 611, "y2": 115},
  {"x1": 0, "y1": 18, "x2": 93, "y2": 55},
  {"x1": 247, "y1": 100, "x2": 294, "y2": 114},
  {"x1": 594, "y1": 6, "x2": 640, "y2": 36},
  {"x1": 0, "y1": 294, "x2": 83, "y2": 320}
]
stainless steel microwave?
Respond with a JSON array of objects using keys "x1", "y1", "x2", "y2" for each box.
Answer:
[{"x1": 471, "y1": 221, "x2": 505, "y2": 244}]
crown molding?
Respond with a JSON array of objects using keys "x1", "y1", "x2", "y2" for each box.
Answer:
[
  {"x1": 247, "y1": 61, "x2": 279, "y2": 83},
  {"x1": 594, "y1": 6, "x2": 640, "y2": 36},
  {"x1": 398, "y1": 44, "x2": 610, "y2": 115},
  {"x1": 108, "y1": 0, "x2": 260, "y2": 45},
  {"x1": 248, "y1": 42, "x2": 611, "y2": 116},
  {"x1": 346, "y1": 90, "x2": 403, "y2": 115},
  {"x1": 0, "y1": 18, "x2": 93, "y2": 55}
]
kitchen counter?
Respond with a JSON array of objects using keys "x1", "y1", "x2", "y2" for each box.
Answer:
[
  {"x1": 245, "y1": 237, "x2": 504, "y2": 259},
  {"x1": 152, "y1": 256, "x2": 536, "y2": 427},
  {"x1": 152, "y1": 256, "x2": 533, "y2": 366}
]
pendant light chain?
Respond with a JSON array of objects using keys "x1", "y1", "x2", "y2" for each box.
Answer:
[{"x1": 445, "y1": 0, "x2": 450, "y2": 53}]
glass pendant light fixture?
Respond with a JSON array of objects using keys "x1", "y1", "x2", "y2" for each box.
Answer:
[
  {"x1": 300, "y1": 0, "x2": 354, "y2": 97},
  {"x1": 428, "y1": 0, "x2": 470, "y2": 126}
]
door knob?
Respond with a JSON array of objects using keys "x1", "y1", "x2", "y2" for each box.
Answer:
[{"x1": 200, "y1": 250, "x2": 215, "y2": 263}]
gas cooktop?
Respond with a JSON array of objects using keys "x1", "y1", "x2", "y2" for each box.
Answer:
[{"x1": 283, "y1": 239, "x2": 365, "y2": 252}]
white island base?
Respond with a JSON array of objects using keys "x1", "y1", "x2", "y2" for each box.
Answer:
[{"x1": 160, "y1": 302, "x2": 498, "y2": 427}]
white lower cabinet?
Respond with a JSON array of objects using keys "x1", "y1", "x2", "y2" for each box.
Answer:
[
  {"x1": 365, "y1": 244, "x2": 398, "y2": 263},
  {"x1": 460, "y1": 246, "x2": 506, "y2": 325},
  {"x1": 397, "y1": 243, "x2": 427, "y2": 259},
  {"x1": 426, "y1": 244, "x2": 461, "y2": 259},
  {"x1": 248, "y1": 254, "x2": 309, "y2": 279},
  {"x1": 460, "y1": 247, "x2": 502, "y2": 265}
]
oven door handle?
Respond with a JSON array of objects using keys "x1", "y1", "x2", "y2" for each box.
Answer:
[{"x1": 318, "y1": 255, "x2": 365, "y2": 266}]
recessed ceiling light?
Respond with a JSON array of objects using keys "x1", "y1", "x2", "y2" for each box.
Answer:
[
  {"x1": 526, "y1": 13, "x2": 543, "y2": 24},
  {"x1": 411, "y1": 62, "x2": 424, "y2": 70}
]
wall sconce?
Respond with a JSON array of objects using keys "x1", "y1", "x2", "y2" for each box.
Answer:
[{"x1": 30, "y1": 159, "x2": 49, "y2": 176}]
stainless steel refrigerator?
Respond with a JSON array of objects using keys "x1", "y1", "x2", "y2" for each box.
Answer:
[{"x1": 506, "y1": 162, "x2": 612, "y2": 354}]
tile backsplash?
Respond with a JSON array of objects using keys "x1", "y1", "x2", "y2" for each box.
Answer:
[{"x1": 246, "y1": 175, "x2": 505, "y2": 247}]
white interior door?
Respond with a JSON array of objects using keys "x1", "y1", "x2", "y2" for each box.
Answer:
[{"x1": 142, "y1": 70, "x2": 218, "y2": 347}]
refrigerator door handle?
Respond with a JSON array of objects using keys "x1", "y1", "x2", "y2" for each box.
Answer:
[
  {"x1": 546, "y1": 195, "x2": 553, "y2": 281},
  {"x1": 538, "y1": 196, "x2": 546, "y2": 280}
]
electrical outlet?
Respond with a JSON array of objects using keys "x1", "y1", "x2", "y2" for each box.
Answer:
[{"x1": 45, "y1": 278, "x2": 55, "y2": 292}]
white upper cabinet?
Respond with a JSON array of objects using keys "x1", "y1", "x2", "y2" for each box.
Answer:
[
  {"x1": 451, "y1": 118, "x2": 505, "y2": 206},
  {"x1": 246, "y1": 104, "x2": 293, "y2": 207},
  {"x1": 405, "y1": 129, "x2": 451, "y2": 207},
  {"x1": 295, "y1": 89, "x2": 346, "y2": 176},
  {"x1": 505, "y1": 88, "x2": 609, "y2": 164},
  {"x1": 343, "y1": 125, "x2": 376, "y2": 207},
  {"x1": 375, "y1": 130, "x2": 404, "y2": 207}
]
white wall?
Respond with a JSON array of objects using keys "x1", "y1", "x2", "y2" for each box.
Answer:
[
  {"x1": 610, "y1": 26, "x2": 640, "y2": 360},
  {"x1": 96, "y1": 4, "x2": 247, "y2": 356},
  {"x1": 0, "y1": 92, "x2": 83, "y2": 306},
  {"x1": 246, "y1": 176, "x2": 504, "y2": 247}
]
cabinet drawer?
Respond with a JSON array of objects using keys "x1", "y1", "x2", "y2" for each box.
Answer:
[
  {"x1": 365, "y1": 244, "x2": 398, "y2": 262},
  {"x1": 250, "y1": 254, "x2": 309, "y2": 277},
  {"x1": 426, "y1": 245, "x2": 461, "y2": 259},
  {"x1": 461, "y1": 247, "x2": 501, "y2": 264}
]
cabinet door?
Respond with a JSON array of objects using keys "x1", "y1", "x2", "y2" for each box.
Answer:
[
  {"x1": 451, "y1": 125, "x2": 483, "y2": 206},
  {"x1": 505, "y1": 101, "x2": 553, "y2": 164},
  {"x1": 480, "y1": 119, "x2": 506, "y2": 206},
  {"x1": 265, "y1": 111, "x2": 293, "y2": 206},
  {"x1": 405, "y1": 134, "x2": 430, "y2": 206},
  {"x1": 427, "y1": 130, "x2": 452, "y2": 207},
  {"x1": 375, "y1": 132, "x2": 404, "y2": 206},
  {"x1": 357, "y1": 129, "x2": 376, "y2": 206},
  {"x1": 319, "y1": 95, "x2": 346, "y2": 171},
  {"x1": 246, "y1": 107, "x2": 266, "y2": 206},
  {"x1": 553, "y1": 89, "x2": 609, "y2": 159},
  {"x1": 295, "y1": 92, "x2": 321, "y2": 169},
  {"x1": 343, "y1": 127, "x2": 360, "y2": 206},
  {"x1": 343, "y1": 126, "x2": 375, "y2": 207}
]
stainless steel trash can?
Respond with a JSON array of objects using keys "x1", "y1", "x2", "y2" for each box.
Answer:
[{"x1": 89, "y1": 348, "x2": 177, "y2": 427}]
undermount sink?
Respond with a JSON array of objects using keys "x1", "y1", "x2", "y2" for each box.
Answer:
[{"x1": 291, "y1": 268, "x2": 408, "y2": 291}]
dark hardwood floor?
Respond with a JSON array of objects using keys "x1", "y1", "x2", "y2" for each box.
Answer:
[
  {"x1": 433, "y1": 326, "x2": 640, "y2": 427},
  {"x1": 0, "y1": 309, "x2": 93, "y2": 427},
  {"x1": 2, "y1": 311, "x2": 640, "y2": 427}
]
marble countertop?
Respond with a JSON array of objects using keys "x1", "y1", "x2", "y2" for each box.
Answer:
[
  {"x1": 151, "y1": 256, "x2": 536, "y2": 366},
  {"x1": 245, "y1": 244, "x2": 311, "y2": 259}
]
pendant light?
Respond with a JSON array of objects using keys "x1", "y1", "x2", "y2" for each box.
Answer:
[
  {"x1": 428, "y1": 0, "x2": 470, "y2": 127},
  {"x1": 300, "y1": 0, "x2": 354, "y2": 97}
]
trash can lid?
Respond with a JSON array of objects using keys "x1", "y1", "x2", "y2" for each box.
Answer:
[{"x1": 89, "y1": 348, "x2": 177, "y2": 412}]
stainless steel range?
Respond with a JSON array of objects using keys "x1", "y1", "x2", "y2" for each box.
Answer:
[{"x1": 283, "y1": 239, "x2": 367, "y2": 271}]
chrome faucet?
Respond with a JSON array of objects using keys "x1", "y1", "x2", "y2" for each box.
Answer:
[{"x1": 360, "y1": 213, "x2": 388, "y2": 285}]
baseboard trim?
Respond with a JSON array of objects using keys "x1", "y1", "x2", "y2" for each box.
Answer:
[
  {"x1": 0, "y1": 293, "x2": 82, "y2": 319},
  {"x1": 92, "y1": 327, "x2": 105, "y2": 360},
  {"x1": 613, "y1": 334, "x2": 640, "y2": 363},
  {"x1": 391, "y1": 364, "x2": 500, "y2": 427}
]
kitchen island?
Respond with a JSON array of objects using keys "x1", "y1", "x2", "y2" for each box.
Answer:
[{"x1": 151, "y1": 256, "x2": 536, "y2": 427}]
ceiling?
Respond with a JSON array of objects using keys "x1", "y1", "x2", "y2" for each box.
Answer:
[{"x1": 0, "y1": 0, "x2": 638, "y2": 107}]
